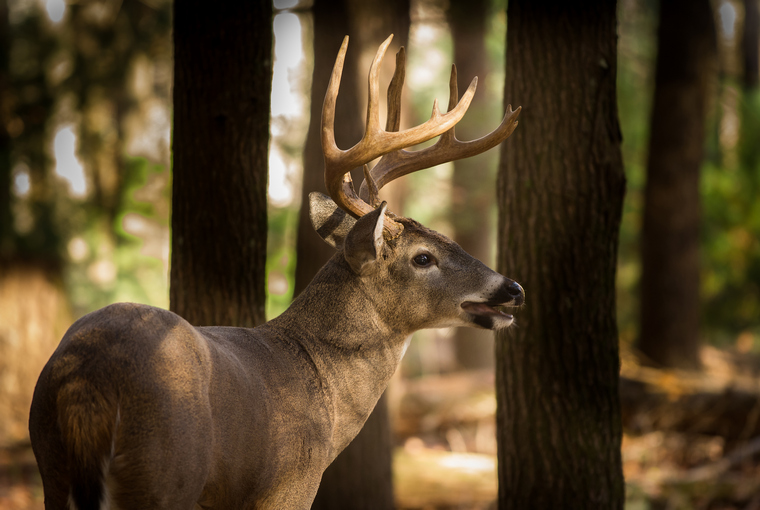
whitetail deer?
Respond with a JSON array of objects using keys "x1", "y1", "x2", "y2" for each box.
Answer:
[{"x1": 29, "y1": 35, "x2": 523, "y2": 509}]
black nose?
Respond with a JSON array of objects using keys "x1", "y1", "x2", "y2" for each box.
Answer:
[{"x1": 507, "y1": 280, "x2": 525, "y2": 305}]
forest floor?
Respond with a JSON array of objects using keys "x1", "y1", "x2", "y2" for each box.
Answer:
[
  {"x1": 0, "y1": 445, "x2": 42, "y2": 510},
  {"x1": 3, "y1": 345, "x2": 760, "y2": 510},
  {"x1": 393, "y1": 344, "x2": 760, "y2": 510}
]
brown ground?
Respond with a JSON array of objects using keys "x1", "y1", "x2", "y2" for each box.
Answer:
[{"x1": 0, "y1": 445, "x2": 42, "y2": 510}]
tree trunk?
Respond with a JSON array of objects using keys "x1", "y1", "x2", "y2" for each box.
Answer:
[
  {"x1": 638, "y1": 0, "x2": 716, "y2": 369},
  {"x1": 495, "y1": 1, "x2": 626, "y2": 508},
  {"x1": 0, "y1": 0, "x2": 10, "y2": 256},
  {"x1": 171, "y1": 1, "x2": 271, "y2": 327},
  {"x1": 293, "y1": 0, "x2": 363, "y2": 298},
  {"x1": 448, "y1": 0, "x2": 496, "y2": 371},
  {"x1": 307, "y1": 1, "x2": 408, "y2": 508},
  {"x1": 744, "y1": 0, "x2": 759, "y2": 90}
]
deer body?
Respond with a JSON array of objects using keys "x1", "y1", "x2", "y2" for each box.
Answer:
[
  {"x1": 30, "y1": 35, "x2": 523, "y2": 509},
  {"x1": 30, "y1": 280, "x2": 398, "y2": 508},
  {"x1": 30, "y1": 209, "x2": 522, "y2": 509}
]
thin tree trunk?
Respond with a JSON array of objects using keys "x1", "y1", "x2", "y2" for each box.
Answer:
[
  {"x1": 0, "y1": 0, "x2": 11, "y2": 255},
  {"x1": 448, "y1": 0, "x2": 496, "y2": 371},
  {"x1": 740, "y1": 0, "x2": 760, "y2": 182},
  {"x1": 744, "y1": 0, "x2": 759, "y2": 90},
  {"x1": 13, "y1": 7, "x2": 56, "y2": 257},
  {"x1": 638, "y1": 0, "x2": 716, "y2": 369},
  {"x1": 171, "y1": 1, "x2": 271, "y2": 327},
  {"x1": 496, "y1": 1, "x2": 626, "y2": 508},
  {"x1": 294, "y1": 0, "x2": 363, "y2": 298}
]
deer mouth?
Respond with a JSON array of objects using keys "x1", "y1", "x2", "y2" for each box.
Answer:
[{"x1": 461, "y1": 301, "x2": 516, "y2": 330}]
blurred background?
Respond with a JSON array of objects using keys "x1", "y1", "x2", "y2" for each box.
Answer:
[{"x1": 1, "y1": 0, "x2": 759, "y2": 508}]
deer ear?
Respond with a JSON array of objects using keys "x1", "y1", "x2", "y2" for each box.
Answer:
[
  {"x1": 343, "y1": 202, "x2": 387, "y2": 275},
  {"x1": 309, "y1": 192, "x2": 357, "y2": 250}
]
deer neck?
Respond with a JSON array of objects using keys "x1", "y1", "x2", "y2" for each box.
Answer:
[{"x1": 266, "y1": 254, "x2": 409, "y2": 455}]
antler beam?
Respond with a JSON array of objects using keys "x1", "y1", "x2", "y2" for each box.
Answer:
[
  {"x1": 359, "y1": 63, "x2": 521, "y2": 200},
  {"x1": 321, "y1": 34, "x2": 520, "y2": 238},
  {"x1": 322, "y1": 34, "x2": 477, "y2": 236}
]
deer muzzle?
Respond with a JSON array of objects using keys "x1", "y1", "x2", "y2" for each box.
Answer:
[{"x1": 461, "y1": 279, "x2": 525, "y2": 330}]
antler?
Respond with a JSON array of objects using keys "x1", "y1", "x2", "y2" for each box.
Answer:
[
  {"x1": 322, "y1": 35, "x2": 477, "y2": 236},
  {"x1": 322, "y1": 34, "x2": 520, "y2": 238},
  {"x1": 359, "y1": 57, "x2": 521, "y2": 204}
]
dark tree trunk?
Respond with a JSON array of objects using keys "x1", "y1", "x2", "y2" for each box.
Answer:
[
  {"x1": 0, "y1": 0, "x2": 11, "y2": 255},
  {"x1": 293, "y1": 0, "x2": 363, "y2": 298},
  {"x1": 495, "y1": 1, "x2": 626, "y2": 508},
  {"x1": 307, "y1": 1, "x2": 408, "y2": 509},
  {"x1": 12, "y1": 6, "x2": 56, "y2": 257},
  {"x1": 638, "y1": 0, "x2": 716, "y2": 369},
  {"x1": 740, "y1": 0, "x2": 760, "y2": 178},
  {"x1": 448, "y1": 0, "x2": 496, "y2": 371},
  {"x1": 744, "y1": 0, "x2": 759, "y2": 90},
  {"x1": 171, "y1": 1, "x2": 272, "y2": 327}
]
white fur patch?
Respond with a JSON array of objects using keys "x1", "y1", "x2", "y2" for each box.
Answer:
[
  {"x1": 373, "y1": 203, "x2": 387, "y2": 256},
  {"x1": 492, "y1": 315, "x2": 515, "y2": 330},
  {"x1": 398, "y1": 335, "x2": 413, "y2": 363},
  {"x1": 100, "y1": 481, "x2": 114, "y2": 510}
]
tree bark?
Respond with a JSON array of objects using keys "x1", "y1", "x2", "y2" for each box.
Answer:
[
  {"x1": 495, "y1": 1, "x2": 626, "y2": 508},
  {"x1": 638, "y1": 0, "x2": 716, "y2": 369},
  {"x1": 448, "y1": 0, "x2": 496, "y2": 371},
  {"x1": 0, "y1": 0, "x2": 11, "y2": 255},
  {"x1": 171, "y1": 1, "x2": 271, "y2": 327},
  {"x1": 744, "y1": 0, "x2": 759, "y2": 90},
  {"x1": 293, "y1": 0, "x2": 363, "y2": 298}
]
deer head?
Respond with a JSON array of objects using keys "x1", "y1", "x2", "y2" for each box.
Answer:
[{"x1": 310, "y1": 34, "x2": 524, "y2": 331}]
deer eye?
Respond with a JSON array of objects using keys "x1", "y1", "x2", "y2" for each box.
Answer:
[{"x1": 412, "y1": 253, "x2": 435, "y2": 267}]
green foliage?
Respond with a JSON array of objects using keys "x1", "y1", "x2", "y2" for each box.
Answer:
[
  {"x1": 266, "y1": 202, "x2": 298, "y2": 320},
  {"x1": 3, "y1": 0, "x2": 173, "y2": 318},
  {"x1": 65, "y1": 157, "x2": 170, "y2": 316},
  {"x1": 701, "y1": 86, "x2": 760, "y2": 343},
  {"x1": 616, "y1": 0, "x2": 760, "y2": 346}
]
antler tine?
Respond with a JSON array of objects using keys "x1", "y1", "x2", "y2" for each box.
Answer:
[
  {"x1": 364, "y1": 47, "x2": 407, "y2": 208},
  {"x1": 386, "y1": 47, "x2": 405, "y2": 133},
  {"x1": 322, "y1": 35, "x2": 478, "y2": 236},
  {"x1": 359, "y1": 64, "x2": 521, "y2": 199},
  {"x1": 321, "y1": 36, "x2": 374, "y2": 221}
]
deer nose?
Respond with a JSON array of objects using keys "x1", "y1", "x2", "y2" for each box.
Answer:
[{"x1": 507, "y1": 281, "x2": 525, "y2": 305}]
